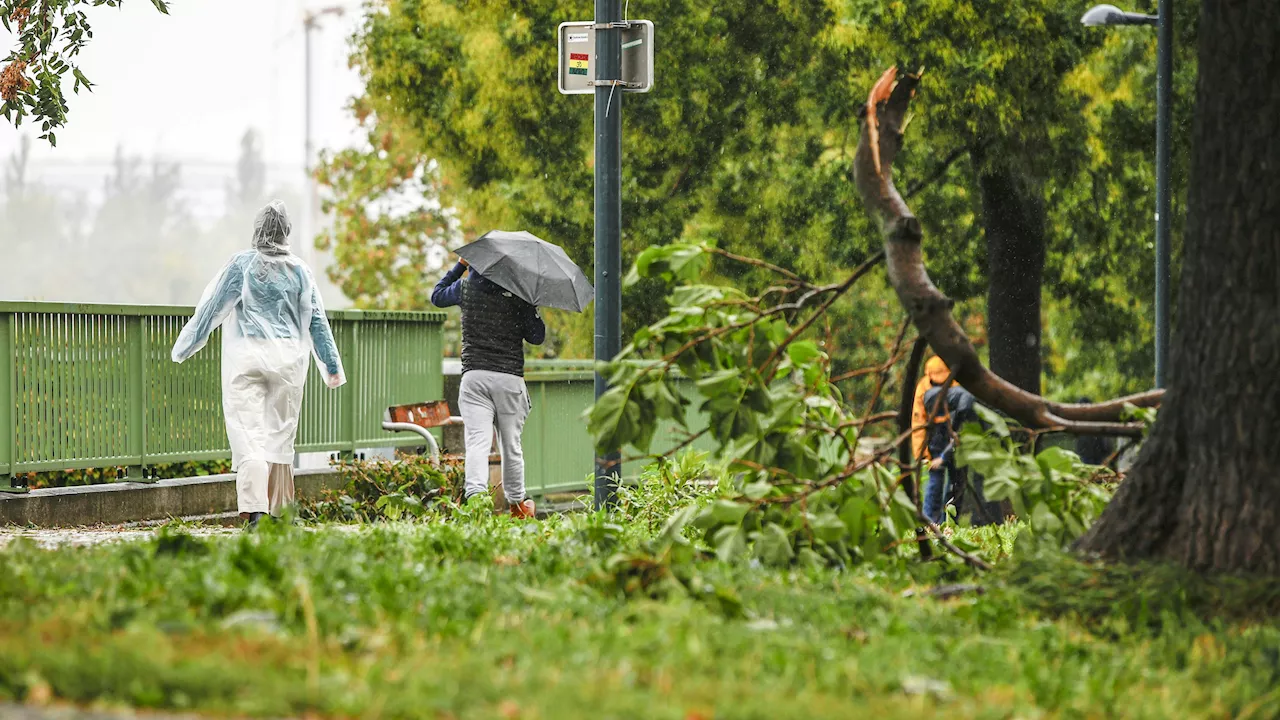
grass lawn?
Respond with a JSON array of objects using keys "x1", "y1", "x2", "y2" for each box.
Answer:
[{"x1": 0, "y1": 509, "x2": 1277, "y2": 719}]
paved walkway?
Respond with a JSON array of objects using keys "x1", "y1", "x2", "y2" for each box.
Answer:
[
  {"x1": 0, "y1": 704, "x2": 203, "y2": 719},
  {"x1": 0, "y1": 521, "x2": 378, "y2": 551},
  {"x1": 0, "y1": 524, "x2": 239, "y2": 550}
]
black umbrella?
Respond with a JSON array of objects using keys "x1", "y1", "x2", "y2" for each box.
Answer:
[{"x1": 455, "y1": 230, "x2": 594, "y2": 313}]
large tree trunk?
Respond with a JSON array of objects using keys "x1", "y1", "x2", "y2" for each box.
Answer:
[
  {"x1": 977, "y1": 163, "x2": 1046, "y2": 394},
  {"x1": 1076, "y1": 0, "x2": 1280, "y2": 574}
]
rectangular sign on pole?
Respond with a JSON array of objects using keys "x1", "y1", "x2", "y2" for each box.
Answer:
[{"x1": 557, "y1": 20, "x2": 654, "y2": 95}]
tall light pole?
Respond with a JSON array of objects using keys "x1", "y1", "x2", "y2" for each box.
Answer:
[
  {"x1": 303, "y1": 6, "x2": 345, "y2": 268},
  {"x1": 1082, "y1": 2, "x2": 1173, "y2": 389},
  {"x1": 593, "y1": 0, "x2": 623, "y2": 509}
]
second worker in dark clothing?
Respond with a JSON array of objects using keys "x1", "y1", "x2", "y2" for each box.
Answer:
[{"x1": 432, "y1": 259, "x2": 546, "y2": 518}]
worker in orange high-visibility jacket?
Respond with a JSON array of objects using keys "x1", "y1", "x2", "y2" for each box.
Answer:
[{"x1": 911, "y1": 356, "x2": 955, "y2": 462}]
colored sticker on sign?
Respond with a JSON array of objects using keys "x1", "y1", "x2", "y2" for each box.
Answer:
[{"x1": 569, "y1": 52, "x2": 589, "y2": 76}]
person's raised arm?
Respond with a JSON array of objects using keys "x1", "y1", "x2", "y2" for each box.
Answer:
[
  {"x1": 431, "y1": 260, "x2": 468, "y2": 308},
  {"x1": 307, "y1": 281, "x2": 346, "y2": 389},
  {"x1": 172, "y1": 257, "x2": 244, "y2": 363}
]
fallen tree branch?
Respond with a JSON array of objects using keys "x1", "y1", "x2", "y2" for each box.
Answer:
[{"x1": 851, "y1": 67, "x2": 1162, "y2": 438}]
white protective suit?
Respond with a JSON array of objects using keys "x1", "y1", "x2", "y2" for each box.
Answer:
[{"x1": 171, "y1": 201, "x2": 345, "y2": 516}]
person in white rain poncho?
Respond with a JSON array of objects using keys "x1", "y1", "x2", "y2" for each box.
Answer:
[{"x1": 172, "y1": 201, "x2": 345, "y2": 528}]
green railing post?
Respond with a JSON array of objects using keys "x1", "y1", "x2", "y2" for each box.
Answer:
[
  {"x1": 123, "y1": 315, "x2": 152, "y2": 483},
  {"x1": 0, "y1": 311, "x2": 22, "y2": 493},
  {"x1": 340, "y1": 318, "x2": 358, "y2": 459}
]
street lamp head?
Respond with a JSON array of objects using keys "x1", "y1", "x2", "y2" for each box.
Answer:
[
  {"x1": 1081, "y1": 4, "x2": 1159, "y2": 27},
  {"x1": 1081, "y1": 4, "x2": 1124, "y2": 26},
  {"x1": 304, "y1": 5, "x2": 346, "y2": 24}
]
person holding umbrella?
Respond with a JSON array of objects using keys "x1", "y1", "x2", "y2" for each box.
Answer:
[{"x1": 431, "y1": 231, "x2": 593, "y2": 519}]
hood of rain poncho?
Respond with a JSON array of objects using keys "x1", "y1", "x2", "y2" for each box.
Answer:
[{"x1": 253, "y1": 200, "x2": 292, "y2": 256}]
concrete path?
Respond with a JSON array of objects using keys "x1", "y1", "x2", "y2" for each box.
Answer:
[
  {"x1": 0, "y1": 523, "x2": 239, "y2": 550},
  {"x1": 0, "y1": 703, "x2": 204, "y2": 719},
  {"x1": 0, "y1": 520, "x2": 380, "y2": 551}
]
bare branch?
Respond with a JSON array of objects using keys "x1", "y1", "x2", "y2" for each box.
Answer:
[
  {"x1": 903, "y1": 146, "x2": 969, "y2": 200},
  {"x1": 708, "y1": 247, "x2": 809, "y2": 286},
  {"x1": 762, "y1": 251, "x2": 886, "y2": 381},
  {"x1": 860, "y1": 317, "x2": 913, "y2": 420}
]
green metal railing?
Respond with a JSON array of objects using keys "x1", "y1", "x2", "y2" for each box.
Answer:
[
  {"x1": 518, "y1": 360, "x2": 712, "y2": 496},
  {"x1": 0, "y1": 302, "x2": 446, "y2": 491}
]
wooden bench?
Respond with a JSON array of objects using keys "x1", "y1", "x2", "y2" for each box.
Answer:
[{"x1": 381, "y1": 401, "x2": 508, "y2": 508}]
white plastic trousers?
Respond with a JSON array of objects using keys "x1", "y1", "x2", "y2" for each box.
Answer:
[
  {"x1": 224, "y1": 338, "x2": 308, "y2": 514},
  {"x1": 237, "y1": 462, "x2": 296, "y2": 517},
  {"x1": 458, "y1": 370, "x2": 531, "y2": 504}
]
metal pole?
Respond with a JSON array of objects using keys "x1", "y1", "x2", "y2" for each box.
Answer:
[
  {"x1": 1154, "y1": 0, "x2": 1172, "y2": 388},
  {"x1": 593, "y1": 0, "x2": 623, "y2": 509},
  {"x1": 303, "y1": 14, "x2": 316, "y2": 268}
]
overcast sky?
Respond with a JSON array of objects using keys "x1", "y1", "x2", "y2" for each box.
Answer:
[
  {"x1": 1, "y1": 0, "x2": 365, "y2": 191},
  {"x1": 0, "y1": 1, "x2": 372, "y2": 305}
]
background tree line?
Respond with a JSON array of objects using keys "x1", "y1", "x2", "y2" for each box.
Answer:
[
  {"x1": 1, "y1": 129, "x2": 310, "y2": 306},
  {"x1": 316, "y1": 0, "x2": 1196, "y2": 404}
]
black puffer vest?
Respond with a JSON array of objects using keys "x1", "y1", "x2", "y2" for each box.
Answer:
[{"x1": 460, "y1": 275, "x2": 531, "y2": 377}]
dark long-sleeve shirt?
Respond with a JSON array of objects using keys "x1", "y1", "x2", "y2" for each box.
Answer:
[{"x1": 431, "y1": 261, "x2": 545, "y2": 376}]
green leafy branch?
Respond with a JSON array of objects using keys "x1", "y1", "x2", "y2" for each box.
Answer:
[
  {"x1": 1, "y1": 0, "x2": 170, "y2": 145},
  {"x1": 588, "y1": 241, "x2": 988, "y2": 570},
  {"x1": 593, "y1": 241, "x2": 891, "y2": 476},
  {"x1": 957, "y1": 407, "x2": 1116, "y2": 549}
]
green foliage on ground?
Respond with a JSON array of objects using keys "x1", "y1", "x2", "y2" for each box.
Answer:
[
  {"x1": 588, "y1": 240, "x2": 1143, "y2": 574},
  {"x1": 300, "y1": 454, "x2": 466, "y2": 523},
  {"x1": 1, "y1": 454, "x2": 1277, "y2": 718},
  {"x1": 956, "y1": 409, "x2": 1118, "y2": 547}
]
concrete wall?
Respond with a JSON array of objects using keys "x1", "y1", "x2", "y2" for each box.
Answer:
[{"x1": 0, "y1": 469, "x2": 344, "y2": 528}]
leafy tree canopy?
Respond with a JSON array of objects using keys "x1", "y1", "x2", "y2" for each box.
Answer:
[{"x1": 330, "y1": 0, "x2": 1192, "y2": 397}]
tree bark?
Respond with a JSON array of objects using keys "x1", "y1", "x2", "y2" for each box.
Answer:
[
  {"x1": 977, "y1": 163, "x2": 1046, "y2": 395},
  {"x1": 1077, "y1": 0, "x2": 1280, "y2": 574}
]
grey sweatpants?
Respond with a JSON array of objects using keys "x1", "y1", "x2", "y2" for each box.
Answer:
[{"x1": 458, "y1": 370, "x2": 532, "y2": 503}]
